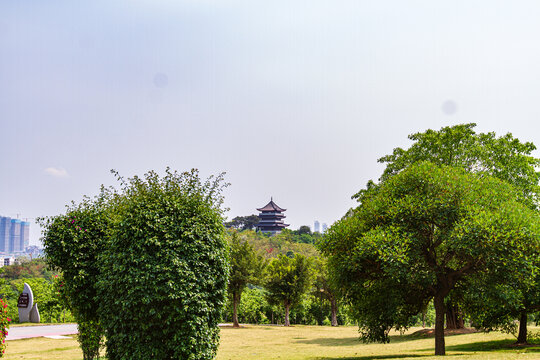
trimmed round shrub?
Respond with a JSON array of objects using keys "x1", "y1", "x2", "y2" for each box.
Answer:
[{"x1": 98, "y1": 170, "x2": 229, "y2": 360}]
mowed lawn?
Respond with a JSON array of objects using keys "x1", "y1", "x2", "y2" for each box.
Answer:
[{"x1": 3, "y1": 325, "x2": 540, "y2": 360}]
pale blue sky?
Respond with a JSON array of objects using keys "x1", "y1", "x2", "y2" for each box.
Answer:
[{"x1": 2, "y1": 1, "x2": 540, "y2": 246}]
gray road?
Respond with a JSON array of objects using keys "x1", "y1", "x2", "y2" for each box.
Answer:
[
  {"x1": 6, "y1": 324, "x2": 78, "y2": 340},
  {"x1": 6, "y1": 323, "x2": 231, "y2": 341}
]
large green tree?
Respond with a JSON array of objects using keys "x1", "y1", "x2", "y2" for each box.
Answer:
[
  {"x1": 320, "y1": 162, "x2": 540, "y2": 355},
  {"x1": 373, "y1": 123, "x2": 540, "y2": 333},
  {"x1": 264, "y1": 254, "x2": 312, "y2": 326},
  {"x1": 228, "y1": 232, "x2": 266, "y2": 327}
]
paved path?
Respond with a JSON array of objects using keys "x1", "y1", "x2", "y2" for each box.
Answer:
[
  {"x1": 6, "y1": 323, "x2": 231, "y2": 341},
  {"x1": 6, "y1": 324, "x2": 78, "y2": 340}
]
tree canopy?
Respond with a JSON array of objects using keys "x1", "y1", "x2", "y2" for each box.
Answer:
[
  {"x1": 228, "y1": 231, "x2": 266, "y2": 327},
  {"x1": 320, "y1": 162, "x2": 540, "y2": 355},
  {"x1": 225, "y1": 215, "x2": 260, "y2": 230},
  {"x1": 264, "y1": 254, "x2": 312, "y2": 326},
  {"x1": 375, "y1": 123, "x2": 540, "y2": 208},
  {"x1": 375, "y1": 123, "x2": 540, "y2": 340}
]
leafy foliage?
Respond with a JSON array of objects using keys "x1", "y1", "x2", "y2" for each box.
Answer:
[
  {"x1": 372, "y1": 123, "x2": 540, "y2": 341},
  {"x1": 320, "y1": 162, "x2": 540, "y2": 355},
  {"x1": 225, "y1": 215, "x2": 260, "y2": 230},
  {"x1": 0, "y1": 259, "x2": 57, "y2": 281},
  {"x1": 98, "y1": 169, "x2": 229, "y2": 360},
  {"x1": 264, "y1": 254, "x2": 312, "y2": 326},
  {"x1": 39, "y1": 194, "x2": 109, "y2": 359},
  {"x1": 376, "y1": 123, "x2": 540, "y2": 209},
  {"x1": 77, "y1": 320, "x2": 105, "y2": 360},
  {"x1": 227, "y1": 232, "x2": 266, "y2": 327},
  {"x1": 39, "y1": 196, "x2": 110, "y2": 323},
  {"x1": 231, "y1": 229, "x2": 319, "y2": 259},
  {"x1": 311, "y1": 258, "x2": 340, "y2": 326}
]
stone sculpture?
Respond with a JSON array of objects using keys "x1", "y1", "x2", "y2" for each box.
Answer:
[{"x1": 17, "y1": 283, "x2": 35, "y2": 323}]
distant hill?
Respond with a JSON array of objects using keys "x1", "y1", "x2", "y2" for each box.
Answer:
[{"x1": 229, "y1": 229, "x2": 320, "y2": 259}]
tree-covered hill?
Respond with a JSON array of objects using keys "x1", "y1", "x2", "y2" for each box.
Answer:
[{"x1": 230, "y1": 229, "x2": 320, "y2": 259}]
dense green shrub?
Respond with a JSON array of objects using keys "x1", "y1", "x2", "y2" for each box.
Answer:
[
  {"x1": 98, "y1": 169, "x2": 229, "y2": 360},
  {"x1": 40, "y1": 195, "x2": 110, "y2": 358}
]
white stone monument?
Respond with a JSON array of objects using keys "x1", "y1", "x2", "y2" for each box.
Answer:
[{"x1": 17, "y1": 283, "x2": 39, "y2": 323}]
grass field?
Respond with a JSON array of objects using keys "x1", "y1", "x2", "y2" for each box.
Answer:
[{"x1": 3, "y1": 325, "x2": 539, "y2": 359}]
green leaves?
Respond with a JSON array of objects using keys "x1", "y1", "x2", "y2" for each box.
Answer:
[
  {"x1": 321, "y1": 161, "x2": 540, "y2": 348},
  {"x1": 264, "y1": 254, "x2": 312, "y2": 309},
  {"x1": 41, "y1": 169, "x2": 230, "y2": 360}
]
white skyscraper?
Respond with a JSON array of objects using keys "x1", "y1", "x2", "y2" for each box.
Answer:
[
  {"x1": 314, "y1": 220, "x2": 320, "y2": 233},
  {"x1": 322, "y1": 223, "x2": 328, "y2": 233}
]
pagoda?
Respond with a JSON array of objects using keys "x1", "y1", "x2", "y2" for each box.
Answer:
[{"x1": 256, "y1": 198, "x2": 289, "y2": 234}]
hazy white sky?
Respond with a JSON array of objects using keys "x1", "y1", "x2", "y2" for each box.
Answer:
[{"x1": 2, "y1": 1, "x2": 540, "y2": 246}]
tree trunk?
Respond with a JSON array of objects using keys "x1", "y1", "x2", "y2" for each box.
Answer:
[
  {"x1": 330, "y1": 297, "x2": 338, "y2": 327},
  {"x1": 284, "y1": 303, "x2": 291, "y2": 326},
  {"x1": 232, "y1": 292, "x2": 241, "y2": 328},
  {"x1": 516, "y1": 311, "x2": 528, "y2": 344},
  {"x1": 434, "y1": 295, "x2": 446, "y2": 356},
  {"x1": 445, "y1": 302, "x2": 464, "y2": 329}
]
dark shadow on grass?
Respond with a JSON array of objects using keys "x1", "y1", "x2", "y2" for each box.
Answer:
[
  {"x1": 295, "y1": 337, "x2": 361, "y2": 347},
  {"x1": 311, "y1": 355, "x2": 432, "y2": 360},
  {"x1": 297, "y1": 333, "x2": 440, "y2": 347},
  {"x1": 445, "y1": 339, "x2": 540, "y2": 353}
]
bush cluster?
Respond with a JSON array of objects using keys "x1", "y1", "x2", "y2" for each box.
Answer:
[{"x1": 41, "y1": 169, "x2": 229, "y2": 360}]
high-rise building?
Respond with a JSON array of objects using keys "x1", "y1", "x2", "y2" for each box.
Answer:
[
  {"x1": 322, "y1": 223, "x2": 328, "y2": 233},
  {"x1": 314, "y1": 221, "x2": 320, "y2": 233},
  {"x1": 0, "y1": 217, "x2": 10, "y2": 253},
  {"x1": 9, "y1": 219, "x2": 21, "y2": 253},
  {"x1": 20, "y1": 222, "x2": 30, "y2": 250},
  {"x1": 0, "y1": 216, "x2": 30, "y2": 254}
]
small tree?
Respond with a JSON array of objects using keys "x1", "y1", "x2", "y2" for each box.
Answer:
[
  {"x1": 264, "y1": 254, "x2": 312, "y2": 326},
  {"x1": 228, "y1": 232, "x2": 266, "y2": 327},
  {"x1": 320, "y1": 162, "x2": 540, "y2": 355},
  {"x1": 297, "y1": 226, "x2": 312, "y2": 235},
  {"x1": 312, "y1": 258, "x2": 339, "y2": 326}
]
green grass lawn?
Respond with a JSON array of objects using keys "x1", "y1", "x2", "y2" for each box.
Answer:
[{"x1": 3, "y1": 326, "x2": 539, "y2": 359}]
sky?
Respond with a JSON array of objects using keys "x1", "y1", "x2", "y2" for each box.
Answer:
[{"x1": 2, "y1": 1, "x2": 540, "y2": 246}]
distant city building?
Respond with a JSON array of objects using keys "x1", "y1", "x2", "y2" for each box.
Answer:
[
  {"x1": 20, "y1": 221, "x2": 30, "y2": 249},
  {"x1": 256, "y1": 198, "x2": 289, "y2": 235},
  {"x1": 314, "y1": 220, "x2": 320, "y2": 233},
  {"x1": 322, "y1": 223, "x2": 328, "y2": 233},
  {"x1": 0, "y1": 216, "x2": 30, "y2": 254},
  {"x1": 10, "y1": 219, "x2": 21, "y2": 253},
  {"x1": 0, "y1": 217, "x2": 10, "y2": 253}
]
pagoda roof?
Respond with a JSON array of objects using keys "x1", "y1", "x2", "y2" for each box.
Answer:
[{"x1": 257, "y1": 198, "x2": 286, "y2": 212}]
